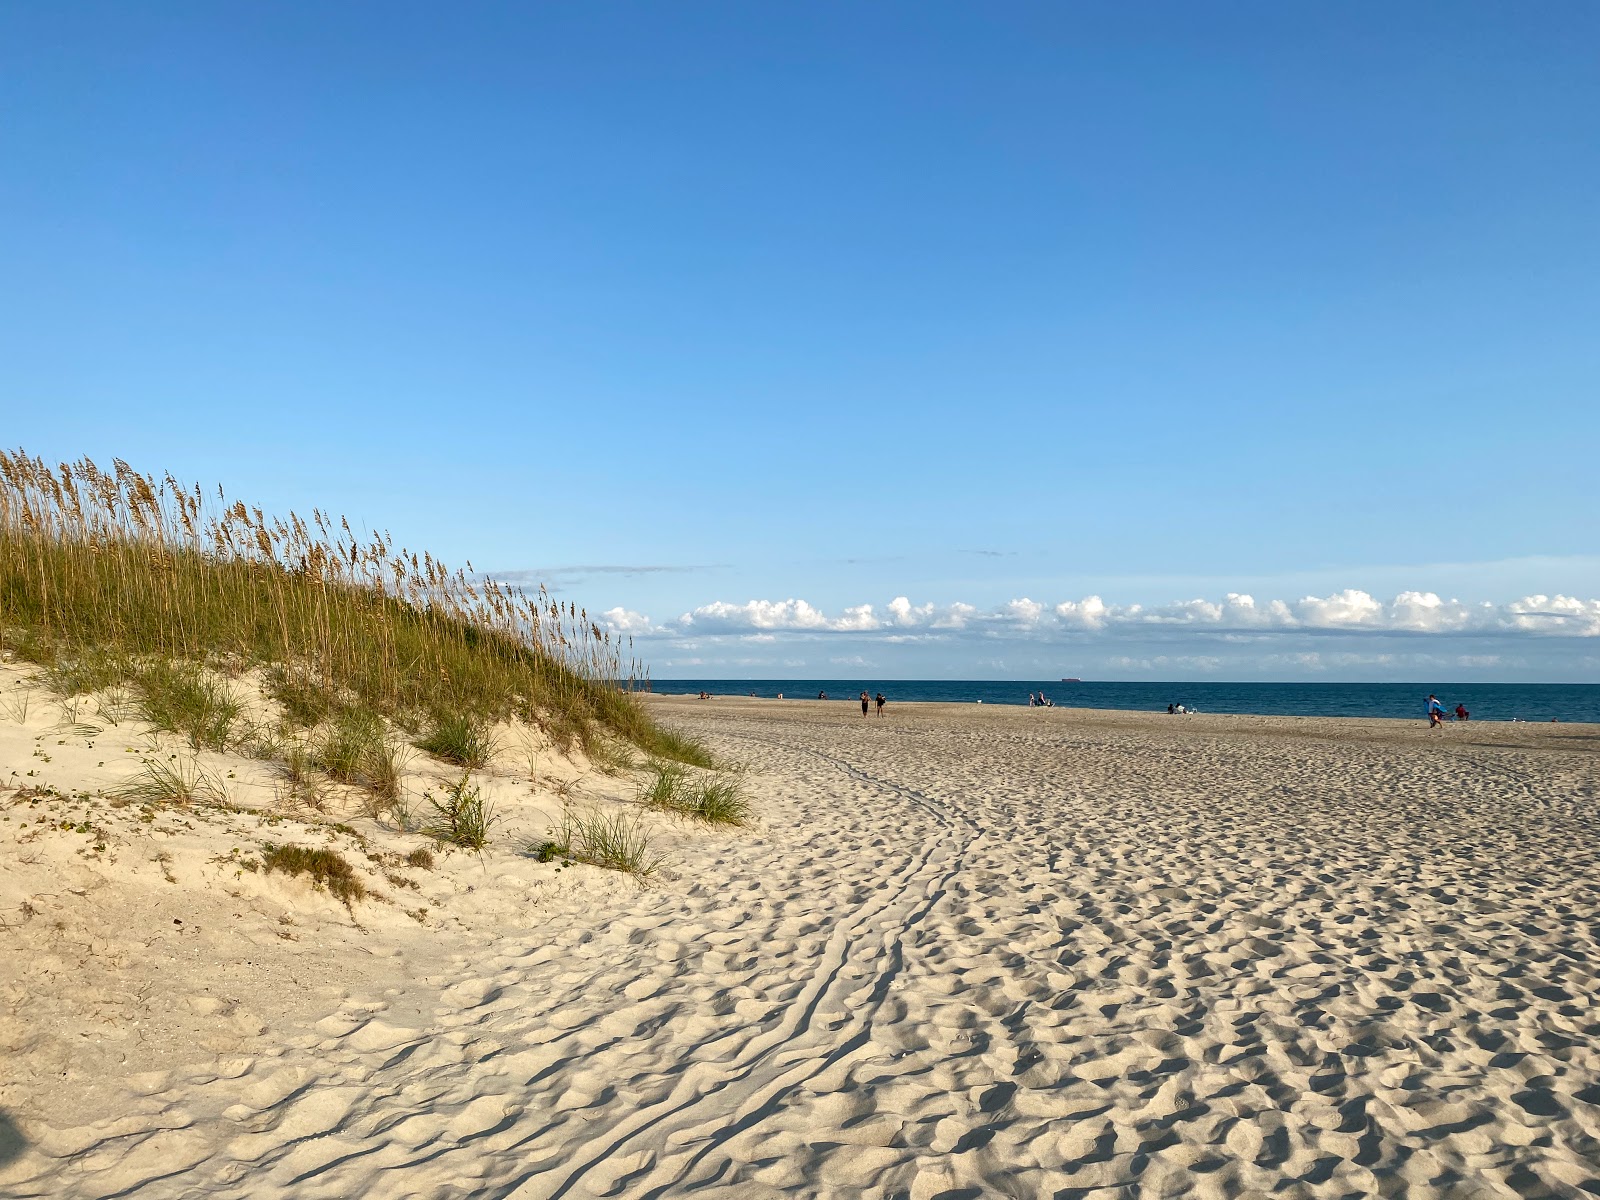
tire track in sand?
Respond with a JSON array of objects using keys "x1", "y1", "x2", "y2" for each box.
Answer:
[{"x1": 507, "y1": 727, "x2": 983, "y2": 1198}]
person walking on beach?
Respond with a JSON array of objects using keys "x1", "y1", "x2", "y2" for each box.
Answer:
[
  {"x1": 1427, "y1": 694, "x2": 1446, "y2": 727},
  {"x1": 860, "y1": 690, "x2": 870, "y2": 717},
  {"x1": 875, "y1": 692, "x2": 886, "y2": 717}
]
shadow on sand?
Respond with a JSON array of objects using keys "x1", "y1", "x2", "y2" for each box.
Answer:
[{"x1": 0, "y1": 1109, "x2": 27, "y2": 1169}]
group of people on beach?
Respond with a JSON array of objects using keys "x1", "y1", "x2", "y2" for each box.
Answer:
[
  {"x1": 859, "y1": 690, "x2": 886, "y2": 716},
  {"x1": 1426, "y1": 694, "x2": 1470, "y2": 726},
  {"x1": 1028, "y1": 692, "x2": 1053, "y2": 707},
  {"x1": 1165, "y1": 702, "x2": 1195, "y2": 715}
]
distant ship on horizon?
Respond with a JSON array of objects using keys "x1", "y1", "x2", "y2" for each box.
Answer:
[{"x1": 1060, "y1": 677, "x2": 1083, "y2": 683}]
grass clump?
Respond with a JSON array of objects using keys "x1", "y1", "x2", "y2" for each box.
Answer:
[
  {"x1": 685, "y1": 777, "x2": 751, "y2": 826},
  {"x1": 260, "y1": 843, "x2": 366, "y2": 908},
  {"x1": 264, "y1": 666, "x2": 335, "y2": 728},
  {"x1": 404, "y1": 846, "x2": 434, "y2": 870},
  {"x1": 312, "y1": 707, "x2": 407, "y2": 808},
  {"x1": 531, "y1": 805, "x2": 667, "y2": 880},
  {"x1": 637, "y1": 761, "x2": 751, "y2": 826},
  {"x1": 423, "y1": 774, "x2": 497, "y2": 850},
  {"x1": 113, "y1": 755, "x2": 230, "y2": 807},
  {"x1": 133, "y1": 661, "x2": 240, "y2": 749},
  {"x1": 274, "y1": 741, "x2": 328, "y2": 809},
  {"x1": 415, "y1": 714, "x2": 497, "y2": 769},
  {"x1": 632, "y1": 725, "x2": 716, "y2": 769},
  {"x1": 45, "y1": 649, "x2": 129, "y2": 697}
]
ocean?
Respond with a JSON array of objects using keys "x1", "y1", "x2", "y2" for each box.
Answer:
[{"x1": 651, "y1": 680, "x2": 1600, "y2": 724}]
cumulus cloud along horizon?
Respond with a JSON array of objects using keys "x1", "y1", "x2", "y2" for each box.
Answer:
[{"x1": 600, "y1": 590, "x2": 1600, "y2": 642}]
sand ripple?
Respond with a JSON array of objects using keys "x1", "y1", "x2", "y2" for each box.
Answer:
[{"x1": 6, "y1": 704, "x2": 1599, "y2": 1198}]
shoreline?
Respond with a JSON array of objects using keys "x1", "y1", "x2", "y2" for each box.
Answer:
[{"x1": 645, "y1": 691, "x2": 1600, "y2": 746}]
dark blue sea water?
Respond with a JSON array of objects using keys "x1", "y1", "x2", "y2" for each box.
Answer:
[{"x1": 653, "y1": 680, "x2": 1600, "y2": 723}]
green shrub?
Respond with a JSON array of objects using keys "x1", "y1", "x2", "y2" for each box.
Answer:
[
  {"x1": 260, "y1": 843, "x2": 366, "y2": 908},
  {"x1": 424, "y1": 773, "x2": 497, "y2": 850}
]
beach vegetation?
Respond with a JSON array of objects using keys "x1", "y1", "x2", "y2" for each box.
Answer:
[
  {"x1": 0, "y1": 450, "x2": 706, "y2": 765},
  {"x1": 423, "y1": 774, "x2": 497, "y2": 850},
  {"x1": 415, "y1": 713, "x2": 497, "y2": 768},
  {"x1": 260, "y1": 843, "x2": 367, "y2": 908},
  {"x1": 264, "y1": 665, "x2": 336, "y2": 728},
  {"x1": 113, "y1": 754, "x2": 231, "y2": 808},
  {"x1": 132, "y1": 661, "x2": 241, "y2": 750},
  {"x1": 313, "y1": 706, "x2": 406, "y2": 808},
  {"x1": 638, "y1": 760, "x2": 751, "y2": 826},
  {"x1": 684, "y1": 776, "x2": 751, "y2": 826},
  {"x1": 531, "y1": 804, "x2": 667, "y2": 880},
  {"x1": 404, "y1": 846, "x2": 435, "y2": 870}
]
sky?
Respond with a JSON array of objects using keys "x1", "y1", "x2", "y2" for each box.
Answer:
[{"x1": 2, "y1": 3, "x2": 1597, "y2": 681}]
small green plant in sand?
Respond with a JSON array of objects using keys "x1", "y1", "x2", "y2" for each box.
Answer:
[
  {"x1": 404, "y1": 846, "x2": 435, "y2": 870},
  {"x1": 637, "y1": 760, "x2": 688, "y2": 809},
  {"x1": 415, "y1": 713, "x2": 497, "y2": 769},
  {"x1": 638, "y1": 761, "x2": 751, "y2": 827},
  {"x1": 273, "y1": 741, "x2": 329, "y2": 810},
  {"x1": 530, "y1": 804, "x2": 667, "y2": 880},
  {"x1": 684, "y1": 777, "x2": 751, "y2": 826},
  {"x1": 423, "y1": 773, "x2": 497, "y2": 850},
  {"x1": 113, "y1": 755, "x2": 230, "y2": 808},
  {"x1": 134, "y1": 662, "x2": 240, "y2": 750},
  {"x1": 260, "y1": 843, "x2": 366, "y2": 908}
]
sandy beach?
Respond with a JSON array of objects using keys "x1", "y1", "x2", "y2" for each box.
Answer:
[{"x1": 4, "y1": 691, "x2": 1599, "y2": 1198}]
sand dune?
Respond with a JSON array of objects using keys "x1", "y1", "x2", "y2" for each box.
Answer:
[{"x1": 4, "y1": 693, "x2": 1599, "y2": 1198}]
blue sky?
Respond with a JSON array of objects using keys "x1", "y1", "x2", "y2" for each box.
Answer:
[{"x1": 3, "y1": 3, "x2": 1597, "y2": 679}]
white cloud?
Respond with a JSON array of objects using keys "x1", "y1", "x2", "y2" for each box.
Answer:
[
  {"x1": 599, "y1": 606, "x2": 657, "y2": 635},
  {"x1": 635, "y1": 590, "x2": 1600, "y2": 641}
]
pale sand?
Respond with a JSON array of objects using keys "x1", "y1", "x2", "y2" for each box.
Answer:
[{"x1": 4, "y1": 684, "x2": 1599, "y2": 1198}]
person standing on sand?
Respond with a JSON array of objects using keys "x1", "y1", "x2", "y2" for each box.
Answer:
[
  {"x1": 860, "y1": 690, "x2": 870, "y2": 717},
  {"x1": 875, "y1": 692, "x2": 886, "y2": 717}
]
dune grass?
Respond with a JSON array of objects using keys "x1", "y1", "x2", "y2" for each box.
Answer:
[
  {"x1": 112, "y1": 754, "x2": 231, "y2": 808},
  {"x1": 0, "y1": 450, "x2": 708, "y2": 765},
  {"x1": 132, "y1": 661, "x2": 241, "y2": 750},
  {"x1": 638, "y1": 760, "x2": 751, "y2": 826},
  {"x1": 531, "y1": 805, "x2": 667, "y2": 881},
  {"x1": 415, "y1": 713, "x2": 497, "y2": 769}
]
